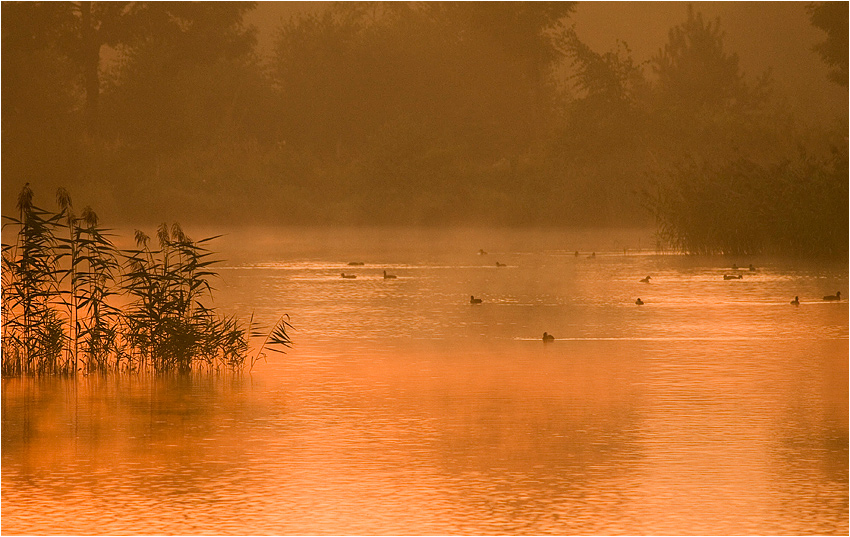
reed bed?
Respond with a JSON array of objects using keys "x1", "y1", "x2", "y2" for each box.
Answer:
[
  {"x1": 648, "y1": 151, "x2": 848, "y2": 257},
  {"x1": 2, "y1": 185, "x2": 292, "y2": 376}
]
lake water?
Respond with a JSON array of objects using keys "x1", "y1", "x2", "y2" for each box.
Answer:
[{"x1": 3, "y1": 228, "x2": 847, "y2": 535}]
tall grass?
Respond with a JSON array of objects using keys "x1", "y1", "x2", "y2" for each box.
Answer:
[
  {"x1": 2, "y1": 184, "x2": 66, "y2": 374},
  {"x1": 647, "y1": 149, "x2": 849, "y2": 257},
  {"x1": 2, "y1": 185, "x2": 292, "y2": 376}
]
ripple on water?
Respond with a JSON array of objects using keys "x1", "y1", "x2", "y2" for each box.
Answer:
[{"x1": 2, "y1": 231, "x2": 847, "y2": 535}]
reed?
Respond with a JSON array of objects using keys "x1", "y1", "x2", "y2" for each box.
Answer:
[
  {"x1": 2, "y1": 185, "x2": 68, "y2": 374},
  {"x1": 2, "y1": 185, "x2": 292, "y2": 376},
  {"x1": 121, "y1": 223, "x2": 248, "y2": 372},
  {"x1": 250, "y1": 314, "x2": 294, "y2": 371},
  {"x1": 74, "y1": 207, "x2": 122, "y2": 371},
  {"x1": 648, "y1": 150, "x2": 848, "y2": 257}
]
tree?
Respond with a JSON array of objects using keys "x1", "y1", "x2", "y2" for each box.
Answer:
[
  {"x1": 565, "y1": 35, "x2": 646, "y2": 111},
  {"x1": 808, "y1": 2, "x2": 849, "y2": 87},
  {"x1": 446, "y1": 2, "x2": 577, "y2": 132},
  {"x1": 3, "y1": 2, "x2": 257, "y2": 135},
  {"x1": 447, "y1": 2, "x2": 577, "y2": 71},
  {"x1": 652, "y1": 5, "x2": 754, "y2": 112},
  {"x1": 102, "y1": 2, "x2": 259, "y2": 153},
  {"x1": 2, "y1": 3, "x2": 87, "y2": 202}
]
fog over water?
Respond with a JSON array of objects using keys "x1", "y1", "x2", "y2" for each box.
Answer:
[
  {"x1": 3, "y1": 228, "x2": 848, "y2": 534},
  {"x1": 2, "y1": 2, "x2": 848, "y2": 535}
]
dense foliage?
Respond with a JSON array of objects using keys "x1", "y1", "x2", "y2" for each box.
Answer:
[
  {"x1": 2, "y1": 185, "x2": 293, "y2": 376},
  {"x1": 2, "y1": 2, "x2": 847, "y2": 255},
  {"x1": 650, "y1": 147, "x2": 848, "y2": 256}
]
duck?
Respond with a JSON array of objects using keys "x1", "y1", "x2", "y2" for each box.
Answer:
[
  {"x1": 341, "y1": 273, "x2": 356, "y2": 279},
  {"x1": 640, "y1": 275, "x2": 651, "y2": 283},
  {"x1": 542, "y1": 332, "x2": 555, "y2": 342},
  {"x1": 478, "y1": 249, "x2": 487, "y2": 255},
  {"x1": 723, "y1": 274, "x2": 743, "y2": 280},
  {"x1": 470, "y1": 295, "x2": 483, "y2": 304},
  {"x1": 348, "y1": 261, "x2": 365, "y2": 266},
  {"x1": 574, "y1": 251, "x2": 579, "y2": 257},
  {"x1": 732, "y1": 263, "x2": 738, "y2": 270},
  {"x1": 588, "y1": 252, "x2": 596, "y2": 259},
  {"x1": 383, "y1": 270, "x2": 397, "y2": 279},
  {"x1": 823, "y1": 291, "x2": 841, "y2": 301},
  {"x1": 495, "y1": 262, "x2": 506, "y2": 267},
  {"x1": 748, "y1": 264, "x2": 756, "y2": 271},
  {"x1": 790, "y1": 296, "x2": 800, "y2": 306},
  {"x1": 635, "y1": 298, "x2": 644, "y2": 305}
]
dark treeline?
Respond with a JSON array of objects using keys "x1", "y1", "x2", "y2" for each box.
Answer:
[{"x1": 2, "y1": 2, "x2": 847, "y2": 255}]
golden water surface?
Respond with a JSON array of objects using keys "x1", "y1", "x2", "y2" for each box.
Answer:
[{"x1": 2, "y1": 228, "x2": 847, "y2": 535}]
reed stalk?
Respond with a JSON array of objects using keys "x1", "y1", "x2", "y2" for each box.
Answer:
[{"x1": 2, "y1": 185, "x2": 293, "y2": 376}]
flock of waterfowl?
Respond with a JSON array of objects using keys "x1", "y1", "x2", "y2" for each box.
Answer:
[
  {"x1": 340, "y1": 255, "x2": 843, "y2": 343},
  {"x1": 633, "y1": 263, "x2": 842, "y2": 311},
  {"x1": 340, "y1": 266, "x2": 396, "y2": 279}
]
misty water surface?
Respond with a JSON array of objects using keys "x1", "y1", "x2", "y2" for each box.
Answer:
[{"x1": 2, "y1": 228, "x2": 847, "y2": 535}]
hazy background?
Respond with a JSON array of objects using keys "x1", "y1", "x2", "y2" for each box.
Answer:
[
  {"x1": 2, "y1": 1, "x2": 847, "y2": 253},
  {"x1": 248, "y1": 1, "x2": 846, "y2": 120}
]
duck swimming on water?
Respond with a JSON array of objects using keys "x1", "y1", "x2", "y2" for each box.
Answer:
[
  {"x1": 640, "y1": 275, "x2": 651, "y2": 283},
  {"x1": 383, "y1": 270, "x2": 397, "y2": 279},
  {"x1": 823, "y1": 291, "x2": 841, "y2": 301},
  {"x1": 341, "y1": 273, "x2": 356, "y2": 279},
  {"x1": 635, "y1": 298, "x2": 644, "y2": 305},
  {"x1": 496, "y1": 262, "x2": 506, "y2": 267},
  {"x1": 724, "y1": 274, "x2": 743, "y2": 280},
  {"x1": 543, "y1": 332, "x2": 555, "y2": 342},
  {"x1": 470, "y1": 295, "x2": 483, "y2": 304},
  {"x1": 790, "y1": 296, "x2": 800, "y2": 306}
]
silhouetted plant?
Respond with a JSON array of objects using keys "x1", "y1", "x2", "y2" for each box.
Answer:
[
  {"x1": 2, "y1": 185, "x2": 293, "y2": 376},
  {"x1": 251, "y1": 314, "x2": 294, "y2": 371},
  {"x1": 121, "y1": 223, "x2": 246, "y2": 372},
  {"x1": 648, "y1": 148, "x2": 849, "y2": 257},
  {"x1": 2, "y1": 184, "x2": 67, "y2": 375},
  {"x1": 74, "y1": 207, "x2": 122, "y2": 371}
]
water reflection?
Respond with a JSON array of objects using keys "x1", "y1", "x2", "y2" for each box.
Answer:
[{"x1": 3, "y1": 228, "x2": 847, "y2": 534}]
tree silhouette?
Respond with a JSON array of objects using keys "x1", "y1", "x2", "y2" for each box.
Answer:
[
  {"x1": 808, "y1": 2, "x2": 849, "y2": 87},
  {"x1": 652, "y1": 5, "x2": 752, "y2": 112},
  {"x1": 2, "y1": 2, "x2": 256, "y2": 135}
]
